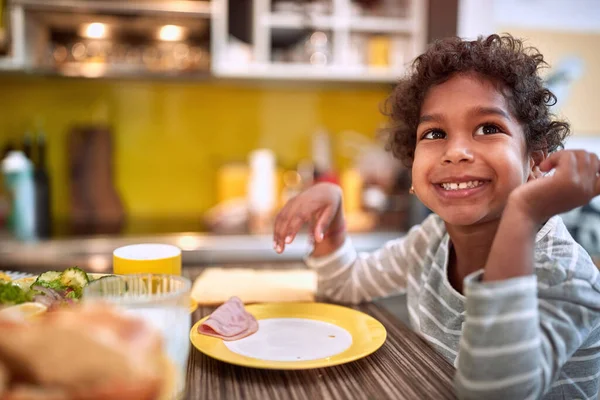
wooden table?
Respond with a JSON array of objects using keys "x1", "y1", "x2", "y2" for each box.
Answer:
[{"x1": 184, "y1": 268, "x2": 457, "y2": 400}]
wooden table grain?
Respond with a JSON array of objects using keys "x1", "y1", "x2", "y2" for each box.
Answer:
[{"x1": 183, "y1": 268, "x2": 456, "y2": 400}]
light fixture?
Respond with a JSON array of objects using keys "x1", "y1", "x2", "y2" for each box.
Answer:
[
  {"x1": 81, "y1": 22, "x2": 108, "y2": 39},
  {"x1": 158, "y1": 25, "x2": 186, "y2": 42}
]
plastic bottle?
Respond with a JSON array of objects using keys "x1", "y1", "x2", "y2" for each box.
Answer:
[
  {"x1": 247, "y1": 149, "x2": 276, "y2": 233},
  {"x1": 2, "y1": 151, "x2": 37, "y2": 241}
]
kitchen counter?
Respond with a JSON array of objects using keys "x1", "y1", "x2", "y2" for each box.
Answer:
[{"x1": 0, "y1": 231, "x2": 402, "y2": 273}]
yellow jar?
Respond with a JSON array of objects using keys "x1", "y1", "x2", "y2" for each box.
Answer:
[{"x1": 368, "y1": 35, "x2": 391, "y2": 67}]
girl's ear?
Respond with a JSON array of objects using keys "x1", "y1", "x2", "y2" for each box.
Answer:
[{"x1": 528, "y1": 149, "x2": 547, "y2": 181}]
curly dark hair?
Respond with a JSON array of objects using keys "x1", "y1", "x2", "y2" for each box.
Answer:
[{"x1": 384, "y1": 33, "x2": 570, "y2": 167}]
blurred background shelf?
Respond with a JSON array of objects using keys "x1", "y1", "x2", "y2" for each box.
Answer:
[
  {"x1": 0, "y1": 0, "x2": 213, "y2": 77},
  {"x1": 349, "y1": 16, "x2": 415, "y2": 34},
  {"x1": 11, "y1": 0, "x2": 213, "y2": 17},
  {"x1": 0, "y1": 0, "x2": 427, "y2": 82},
  {"x1": 263, "y1": 13, "x2": 415, "y2": 34},
  {"x1": 211, "y1": 0, "x2": 427, "y2": 83},
  {"x1": 214, "y1": 62, "x2": 399, "y2": 82},
  {"x1": 262, "y1": 12, "x2": 335, "y2": 30}
]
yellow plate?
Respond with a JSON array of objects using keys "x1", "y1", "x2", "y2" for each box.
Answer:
[
  {"x1": 14, "y1": 274, "x2": 198, "y2": 314},
  {"x1": 189, "y1": 302, "x2": 386, "y2": 370}
]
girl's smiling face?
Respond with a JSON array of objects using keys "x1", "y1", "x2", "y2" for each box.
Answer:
[{"x1": 412, "y1": 72, "x2": 539, "y2": 227}]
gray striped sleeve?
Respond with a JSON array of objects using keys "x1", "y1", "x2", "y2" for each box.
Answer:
[
  {"x1": 456, "y1": 273, "x2": 543, "y2": 399},
  {"x1": 456, "y1": 248, "x2": 600, "y2": 400},
  {"x1": 304, "y1": 215, "x2": 440, "y2": 304}
]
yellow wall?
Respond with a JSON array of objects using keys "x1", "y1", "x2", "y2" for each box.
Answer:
[
  {"x1": 0, "y1": 76, "x2": 388, "y2": 226},
  {"x1": 498, "y1": 28, "x2": 600, "y2": 135}
]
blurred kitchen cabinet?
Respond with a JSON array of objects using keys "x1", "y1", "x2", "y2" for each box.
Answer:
[
  {"x1": 1, "y1": 0, "x2": 428, "y2": 82},
  {"x1": 2, "y1": 0, "x2": 212, "y2": 78},
  {"x1": 0, "y1": 0, "x2": 25, "y2": 70},
  {"x1": 210, "y1": 0, "x2": 428, "y2": 82}
]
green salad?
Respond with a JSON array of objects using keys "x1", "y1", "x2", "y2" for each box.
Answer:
[
  {"x1": 0, "y1": 281, "x2": 34, "y2": 306},
  {"x1": 0, "y1": 268, "x2": 114, "y2": 308}
]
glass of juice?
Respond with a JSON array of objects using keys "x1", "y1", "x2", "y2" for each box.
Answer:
[
  {"x1": 83, "y1": 274, "x2": 191, "y2": 400},
  {"x1": 113, "y1": 244, "x2": 181, "y2": 275}
]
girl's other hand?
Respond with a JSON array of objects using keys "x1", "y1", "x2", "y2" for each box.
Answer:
[
  {"x1": 511, "y1": 150, "x2": 600, "y2": 224},
  {"x1": 273, "y1": 183, "x2": 345, "y2": 254}
]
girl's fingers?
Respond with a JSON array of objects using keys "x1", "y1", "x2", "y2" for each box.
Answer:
[
  {"x1": 589, "y1": 153, "x2": 599, "y2": 175},
  {"x1": 314, "y1": 206, "x2": 334, "y2": 243},
  {"x1": 538, "y1": 151, "x2": 563, "y2": 172},
  {"x1": 576, "y1": 151, "x2": 592, "y2": 176},
  {"x1": 273, "y1": 209, "x2": 291, "y2": 253},
  {"x1": 283, "y1": 215, "x2": 306, "y2": 245}
]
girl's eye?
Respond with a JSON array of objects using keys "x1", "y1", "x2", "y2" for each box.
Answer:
[
  {"x1": 422, "y1": 129, "x2": 446, "y2": 140},
  {"x1": 476, "y1": 124, "x2": 502, "y2": 135}
]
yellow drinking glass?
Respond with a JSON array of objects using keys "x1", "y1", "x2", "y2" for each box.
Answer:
[{"x1": 113, "y1": 244, "x2": 182, "y2": 276}]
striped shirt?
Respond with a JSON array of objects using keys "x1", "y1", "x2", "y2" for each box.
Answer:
[{"x1": 305, "y1": 213, "x2": 600, "y2": 399}]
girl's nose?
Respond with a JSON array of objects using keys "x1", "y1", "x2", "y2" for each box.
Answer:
[{"x1": 442, "y1": 138, "x2": 474, "y2": 165}]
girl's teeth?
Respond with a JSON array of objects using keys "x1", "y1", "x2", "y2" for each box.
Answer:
[{"x1": 440, "y1": 181, "x2": 484, "y2": 190}]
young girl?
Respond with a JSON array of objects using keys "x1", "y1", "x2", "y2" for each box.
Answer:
[{"x1": 273, "y1": 34, "x2": 600, "y2": 400}]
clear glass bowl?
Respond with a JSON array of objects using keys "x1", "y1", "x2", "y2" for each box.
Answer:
[{"x1": 84, "y1": 274, "x2": 192, "y2": 399}]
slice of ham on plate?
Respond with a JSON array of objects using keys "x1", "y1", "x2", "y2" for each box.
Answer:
[{"x1": 198, "y1": 296, "x2": 258, "y2": 341}]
